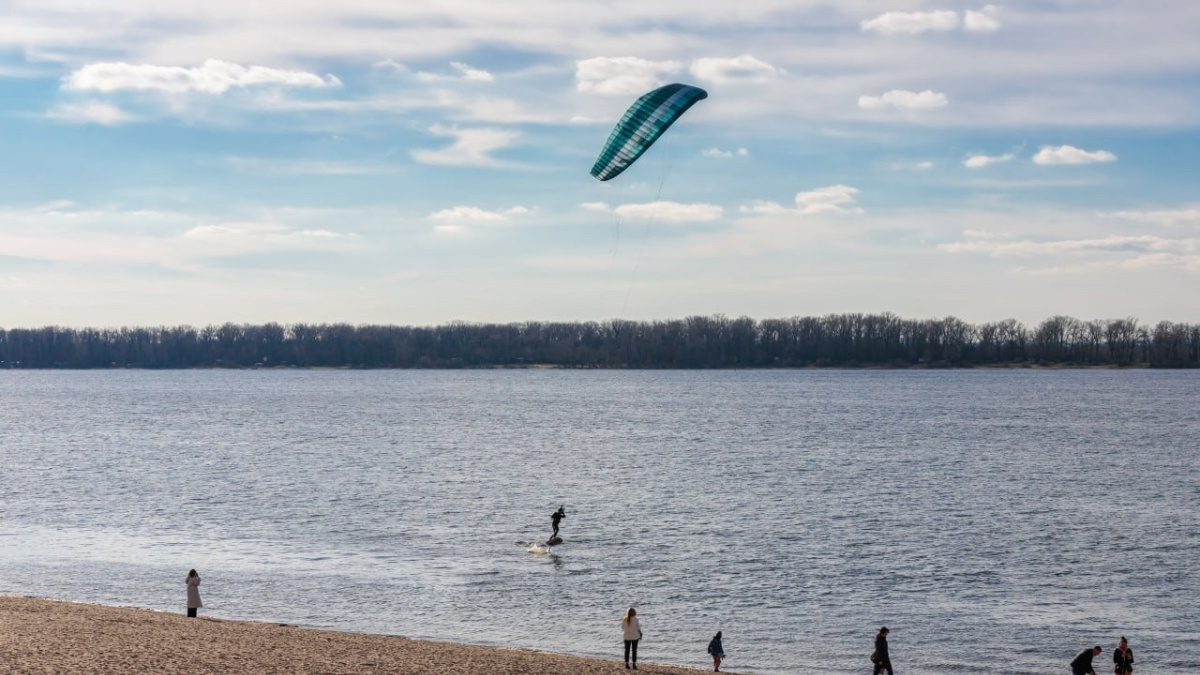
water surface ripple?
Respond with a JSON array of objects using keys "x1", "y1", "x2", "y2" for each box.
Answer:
[{"x1": 1, "y1": 370, "x2": 1196, "y2": 673}]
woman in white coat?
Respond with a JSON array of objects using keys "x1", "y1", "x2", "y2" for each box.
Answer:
[
  {"x1": 622, "y1": 607, "x2": 641, "y2": 670},
  {"x1": 185, "y1": 569, "x2": 202, "y2": 618}
]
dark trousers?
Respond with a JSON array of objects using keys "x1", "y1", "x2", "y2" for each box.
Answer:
[
  {"x1": 624, "y1": 639, "x2": 639, "y2": 664},
  {"x1": 187, "y1": 607, "x2": 197, "y2": 618},
  {"x1": 873, "y1": 658, "x2": 893, "y2": 675}
]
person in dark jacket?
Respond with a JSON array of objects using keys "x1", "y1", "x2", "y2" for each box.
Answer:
[
  {"x1": 872, "y1": 626, "x2": 892, "y2": 675},
  {"x1": 1113, "y1": 636, "x2": 1133, "y2": 675},
  {"x1": 707, "y1": 631, "x2": 725, "y2": 672},
  {"x1": 1071, "y1": 645, "x2": 1103, "y2": 675},
  {"x1": 551, "y1": 506, "x2": 566, "y2": 538}
]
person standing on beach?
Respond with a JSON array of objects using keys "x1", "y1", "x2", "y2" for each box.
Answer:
[
  {"x1": 872, "y1": 626, "x2": 892, "y2": 675},
  {"x1": 1113, "y1": 637, "x2": 1133, "y2": 675},
  {"x1": 1071, "y1": 645, "x2": 1103, "y2": 675},
  {"x1": 622, "y1": 607, "x2": 641, "y2": 670},
  {"x1": 185, "y1": 569, "x2": 202, "y2": 618},
  {"x1": 707, "y1": 631, "x2": 725, "y2": 672},
  {"x1": 551, "y1": 506, "x2": 566, "y2": 539}
]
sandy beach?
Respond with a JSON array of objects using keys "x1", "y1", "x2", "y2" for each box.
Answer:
[{"x1": 0, "y1": 596, "x2": 726, "y2": 674}]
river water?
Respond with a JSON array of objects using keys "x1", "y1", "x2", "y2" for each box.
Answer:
[{"x1": 1, "y1": 370, "x2": 1196, "y2": 673}]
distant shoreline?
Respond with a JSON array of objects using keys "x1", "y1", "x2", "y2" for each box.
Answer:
[
  {"x1": 0, "y1": 362, "x2": 1173, "y2": 371},
  {"x1": 0, "y1": 596, "x2": 721, "y2": 675}
]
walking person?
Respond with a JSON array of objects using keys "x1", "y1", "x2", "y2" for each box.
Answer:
[
  {"x1": 872, "y1": 626, "x2": 892, "y2": 675},
  {"x1": 622, "y1": 607, "x2": 642, "y2": 670},
  {"x1": 1071, "y1": 645, "x2": 1103, "y2": 675},
  {"x1": 707, "y1": 631, "x2": 725, "y2": 672},
  {"x1": 185, "y1": 569, "x2": 202, "y2": 618},
  {"x1": 1113, "y1": 637, "x2": 1133, "y2": 675}
]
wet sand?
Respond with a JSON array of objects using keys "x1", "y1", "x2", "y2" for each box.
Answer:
[{"x1": 0, "y1": 596, "x2": 724, "y2": 674}]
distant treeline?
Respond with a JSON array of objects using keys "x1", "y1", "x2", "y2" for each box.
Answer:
[{"x1": 1, "y1": 314, "x2": 1198, "y2": 369}]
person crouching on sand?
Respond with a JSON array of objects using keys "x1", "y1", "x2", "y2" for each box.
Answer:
[
  {"x1": 622, "y1": 607, "x2": 641, "y2": 669},
  {"x1": 707, "y1": 631, "x2": 725, "y2": 672},
  {"x1": 186, "y1": 569, "x2": 202, "y2": 618},
  {"x1": 1070, "y1": 645, "x2": 1102, "y2": 675}
]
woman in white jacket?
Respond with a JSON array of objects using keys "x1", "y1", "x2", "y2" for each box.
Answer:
[
  {"x1": 185, "y1": 569, "x2": 202, "y2": 618},
  {"x1": 622, "y1": 607, "x2": 641, "y2": 670}
]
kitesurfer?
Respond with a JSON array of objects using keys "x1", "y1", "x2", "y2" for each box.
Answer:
[{"x1": 551, "y1": 506, "x2": 566, "y2": 538}]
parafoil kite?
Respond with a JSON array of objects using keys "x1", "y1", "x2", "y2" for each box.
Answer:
[{"x1": 590, "y1": 83, "x2": 708, "y2": 181}]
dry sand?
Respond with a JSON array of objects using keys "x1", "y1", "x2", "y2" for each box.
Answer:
[{"x1": 0, "y1": 596, "x2": 726, "y2": 674}]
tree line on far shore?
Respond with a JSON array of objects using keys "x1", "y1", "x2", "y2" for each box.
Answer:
[{"x1": 0, "y1": 313, "x2": 1198, "y2": 369}]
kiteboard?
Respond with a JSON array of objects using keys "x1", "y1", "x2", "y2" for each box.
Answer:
[{"x1": 545, "y1": 535, "x2": 563, "y2": 546}]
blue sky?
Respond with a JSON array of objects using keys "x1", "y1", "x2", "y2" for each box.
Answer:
[{"x1": 1, "y1": 1, "x2": 1198, "y2": 327}]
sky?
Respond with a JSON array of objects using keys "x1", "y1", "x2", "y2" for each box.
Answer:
[{"x1": 1, "y1": 0, "x2": 1198, "y2": 328}]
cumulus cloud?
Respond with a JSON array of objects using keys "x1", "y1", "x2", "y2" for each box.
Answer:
[
  {"x1": 612, "y1": 201, "x2": 723, "y2": 222},
  {"x1": 861, "y1": 10, "x2": 959, "y2": 34},
  {"x1": 940, "y1": 233, "x2": 1197, "y2": 258},
  {"x1": 1033, "y1": 145, "x2": 1117, "y2": 165},
  {"x1": 741, "y1": 185, "x2": 863, "y2": 216},
  {"x1": 1104, "y1": 209, "x2": 1200, "y2": 227},
  {"x1": 183, "y1": 222, "x2": 353, "y2": 253},
  {"x1": 224, "y1": 156, "x2": 392, "y2": 175},
  {"x1": 65, "y1": 59, "x2": 341, "y2": 95},
  {"x1": 702, "y1": 147, "x2": 749, "y2": 158},
  {"x1": 889, "y1": 160, "x2": 934, "y2": 171},
  {"x1": 429, "y1": 205, "x2": 528, "y2": 234},
  {"x1": 411, "y1": 124, "x2": 518, "y2": 166},
  {"x1": 862, "y1": 7, "x2": 1000, "y2": 34},
  {"x1": 45, "y1": 101, "x2": 134, "y2": 125},
  {"x1": 575, "y1": 56, "x2": 682, "y2": 95},
  {"x1": 858, "y1": 89, "x2": 948, "y2": 110},
  {"x1": 580, "y1": 202, "x2": 611, "y2": 212},
  {"x1": 964, "y1": 152, "x2": 1015, "y2": 168},
  {"x1": 417, "y1": 61, "x2": 495, "y2": 82},
  {"x1": 964, "y1": 5, "x2": 1002, "y2": 32},
  {"x1": 689, "y1": 55, "x2": 780, "y2": 84}
]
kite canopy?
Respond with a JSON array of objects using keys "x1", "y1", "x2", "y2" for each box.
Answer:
[{"x1": 590, "y1": 83, "x2": 708, "y2": 182}]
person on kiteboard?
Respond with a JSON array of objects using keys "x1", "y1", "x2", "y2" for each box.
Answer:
[{"x1": 551, "y1": 506, "x2": 566, "y2": 538}]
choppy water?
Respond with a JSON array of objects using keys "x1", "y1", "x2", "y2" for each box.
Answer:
[{"x1": 1, "y1": 370, "x2": 1197, "y2": 674}]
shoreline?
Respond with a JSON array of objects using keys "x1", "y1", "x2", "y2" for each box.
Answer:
[{"x1": 0, "y1": 595, "x2": 727, "y2": 674}]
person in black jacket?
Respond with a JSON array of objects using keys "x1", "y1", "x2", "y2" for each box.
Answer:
[
  {"x1": 1071, "y1": 645, "x2": 1103, "y2": 675},
  {"x1": 872, "y1": 626, "x2": 892, "y2": 675},
  {"x1": 551, "y1": 506, "x2": 566, "y2": 538},
  {"x1": 1113, "y1": 636, "x2": 1133, "y2": 675}
]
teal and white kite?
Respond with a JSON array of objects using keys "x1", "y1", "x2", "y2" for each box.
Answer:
[{"x1": 590, "y1": 83, "x2": 708, "y2": 181}]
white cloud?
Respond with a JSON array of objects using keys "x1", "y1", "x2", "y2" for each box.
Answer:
[
  {"x1": 939, "y1": 233, "x2": 1197, "y2": 258},
  {"x1": 861, "y1": 10, "x2": 959, "y2": 35},
  {"x1": 417, "y1": 61, "x2": 495, "y2": 82},
  {"x1": 702, "y1": 147, "x2": 749, "y2": 158},
  {"x1": 794, "y1": 185, "x2": 862, "y2": 215},
  {"x1": 964, "y1": 152, "x2": 1015, "y2": 168},
  {"x1": 612, "y1": 201, "x2": 723, "y2": 222},
  {"x1": 429, "y1": 206, "x2": 513, "y2": 223},
  {"x1": 224, "y1": 156, "x2": 392, "y2": 175},
  {"x1": 889, "y1": 160, "x2": 934, "y2": 171},
  {"x1": 964, "y1": 5, "x2": 1002, "y2": 32},
  {"x1": 65, "y1": 59, "x2": 341, "y2": 95},
  {"x1": 689, "y1": 55, "x2": 780, "y2": 84},
  {"x1": 451, "y1": 62, "x2": 494, "y2": 82},
  {"x1": 741, "y1": 185, "x2": 863, "y2": 217},
  {"x1": 1104, "y1": 209, "x2": 1200, "y2": 227},
  {"x1": 183, "y1": 222, "x2": 352, "y2": 254},
  {"x1": 45, "y1": 101, "x2": 134, "y2": 125},
  {"x1": 410, "y1": 124, "x2": 519, "y2": 167},
  {"x1": 858, "y1": 89, "x2": 948, "y2": 110},
  {"x1": 575, "y1": 57, "x2": 682, "y2": 96},
  {"x1": 580, "y1": 202, "x2": 610, "y2": 212},
  {"x1": 1032, "y1": 145, "x2": 1118, "y2": 165}
]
